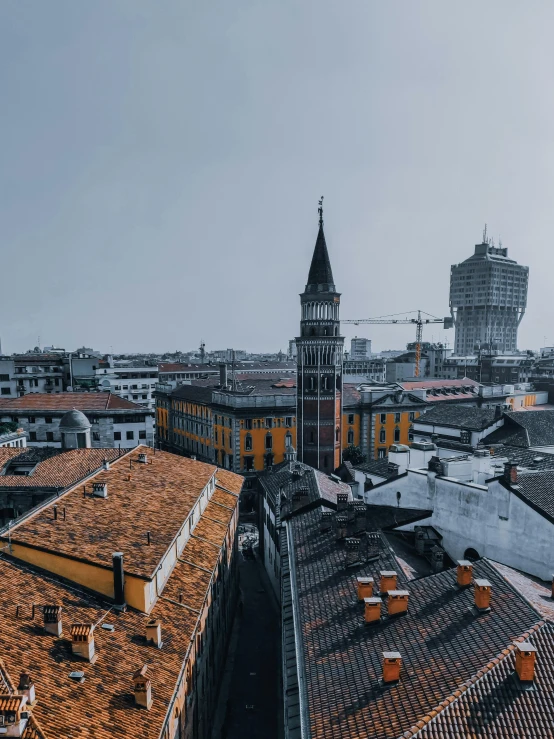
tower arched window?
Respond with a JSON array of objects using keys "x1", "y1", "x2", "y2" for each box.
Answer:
[{"x1": 244, "y1": 433, "x2": 253, "y2": 451}]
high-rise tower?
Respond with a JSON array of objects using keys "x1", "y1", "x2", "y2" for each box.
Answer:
[
  {"x1": 450, "y1": 229, "x2": 529, "y2": 356},
  {"x1": 296, "y1": 199, "x2": 344, "y2": 471}
]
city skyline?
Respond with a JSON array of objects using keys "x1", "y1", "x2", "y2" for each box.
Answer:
[{"x1": 2, "y1": 1, "x2": 553, "y2": 354}]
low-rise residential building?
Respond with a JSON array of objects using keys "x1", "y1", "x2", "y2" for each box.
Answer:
[
  {"x1": 0, "y1": 446, "x2": 242, "y2": 739},
  {"x1": 442, "y1": 353, "x2": 535, "y2": 383},
  {"x1": 0, "y1": 393, "x2": 154, "y2": 449},
  {"x1": 96, "y1": 366, "x2": 159, "y2": 409}
]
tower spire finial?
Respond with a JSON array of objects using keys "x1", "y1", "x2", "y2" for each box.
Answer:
[
  {"x1": 483, "y1": 223, "x2": 487, "y2": 244},
  {"x1": 318, "y1": 196, "x2": 324, "y2": 227}
]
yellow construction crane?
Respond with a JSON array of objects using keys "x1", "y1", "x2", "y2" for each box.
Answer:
[{"x1": 343, "y1": 310, "x2": 453, "y2": 378}]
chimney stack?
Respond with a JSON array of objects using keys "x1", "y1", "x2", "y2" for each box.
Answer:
[
  {"x1": 43, "y1": 605, "x2": 62, "y2": 636},
  {"x1": 515, "y1": 641, "x2": 537, "y2": 682},
  {"x1": 456, "y1": 560, "x2": 473, "y2": 588},
  {"x1": 69, "y1": 624, "x2": 96, "y2": 663},
  {"x1": 336, "y1": 492, "x2": 349, "y2": 512},
  {"x1": 503, "y1": 462, "x2": 518, "y2": 485},
  {"x1": 92, "y1": 481, "x2": 108, "y2": 498},
  {"x1": 431, "y1": 546, "x2": 444, "y2": 573},
  {"x1": 382, "y1": 652, "x2": 402, "y2": 683},
  {"x1": 145, "y1": 619, "x2": 162, "y2": 648},
  {"x1": 112, "y1": 552, "x2": 126, "y2": 611},
  {"x1": 364, "y1": 597, "x2": 382, "y2": 624},
  {"x1": 354, "y1": 502, "x2": 367, "y2": 534},
  {"x1": 345, "y1": 538, "x2": 361, "y2": 567},
  {"x1": 0, "y1": 695, "x2": 30, "y2": 736},
  {"x1": 387, "y1": 590, "x2": 409, "y2": 617},
  {"x1": 474, "y1": 578, "x2": 492, "y2": 612},
  {"x1": 18, "y1": 673, "x2": 36, "y2": 705},
  {"x1": 335, "y1": 515, "x2": 348, "y2": 541},
  {"x1": 292, "y1": 488, "x2": 310, "y2": 512},
  {"x1": 138, "y1": 452, "x2": 148, "y2": 464},
  {"x1": 103, "y1": 458, "x2": 110, "y2": 470},
  {"x1": 219, "y1": 363, "x2": 228, "y2": 389},
  {"x1": 357, "y1": 576, "x2": 374, "y2": 601},
  {"x1": 133, "y1": 665, "x2": 153, "y2": 709},
  {"x1": 379, "y1": 570, "x2": 397, "y2": 595},
  {"x1": 320, "y1": 511, "x2": 333, "y2": 532}
]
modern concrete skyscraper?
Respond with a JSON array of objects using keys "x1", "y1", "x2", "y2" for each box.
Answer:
[
  {"x1": 296, "y1": 200, "x2": 344, "y2": 471},
  {"x1": 449, "y1": 230, "x2": 529, "y2": 356}
]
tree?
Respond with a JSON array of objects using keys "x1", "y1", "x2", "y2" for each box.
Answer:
[{"x1": 342, "y1": 445, "x2": 366, "y2": 465}]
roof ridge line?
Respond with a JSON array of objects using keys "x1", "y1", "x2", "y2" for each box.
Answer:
[
  {"x1": 400, "y1": 619, "x2": 547, "y2": 738},
  {"x1": 486, "y1": 558, "x2": 548, "y2": 620}
]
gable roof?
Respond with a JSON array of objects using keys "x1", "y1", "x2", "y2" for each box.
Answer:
[
  {"x1": 505, "y1": 469, "x2": 554, "y2": 523},
  {"x1": 0, "y1": 392, "x2": 145, "y2": 412},
  {"x1": 285, "y1": 506, "x2": 542, "y2": 739},
  {"x1": 415, "y1": 405, "x2": 499, "y2": 430},
  {"x1": 484, "y1": 410, "x2": 554, "y2": 449},
  {"x1": 259, "y1": 460, "x2": 350, "y2": 508}
]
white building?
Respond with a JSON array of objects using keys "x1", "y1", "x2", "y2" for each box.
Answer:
[
  {"x1": 350, "y1": 337, "x2": 372, "y2": 360},
  {"x1": 95, "y1": 366, "x2": 159, "y2": 410}
]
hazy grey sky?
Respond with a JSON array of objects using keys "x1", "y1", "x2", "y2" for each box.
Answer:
[{"x1": 1, "y1": 1, "x2": 553, "y2": 355}]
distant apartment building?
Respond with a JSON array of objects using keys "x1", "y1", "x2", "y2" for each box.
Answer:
[
  {"x1": 450, "y1": 234, "x2": 529, "y2": 355},
  {"x1": 343, "y1": 357, "x2": 386, "y2": 383},
  {"x1": 350, "y1": 337, "x2": 372, "y2": 359},
  {"x1": 442, "y1": 354, "x2": 534, "y2": 384},
  {"x1": 0, "y1": 393, "x2": 154, "y2": 449},
  {"x1": 95, "y1": 365, "x2": 158, "y2": 409}
]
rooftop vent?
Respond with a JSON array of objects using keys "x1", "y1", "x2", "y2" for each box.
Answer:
[
  {"x1": 138, "y1": 452, "x2": 148, "y2": 464},
  {"x1": 456, "y1": 560, "x2": 473, "y2": 588},
  {"x1": 379, "y1": 571, "x2": 397, "y2": 594},
  {"x1": 145, "y1": 619, "x2": 162, "y2": 649},
  {"x1": 357, "y1": 576, "x2": 374, "y2": 602},
  {"x1": 387, "y1": 590, "x2": 409, "y2": 617},
  {"x1": 43, "y1": 605, "x2": 62, "y2": 636},
  {"x1": 474, "y1": 578, "x2": 492, "y2": 613},
  {"x1": 133, "y1": 665, "x2": 152, "y2": 710},
  {"x1": 364, "y1": 597, "x2": 381, "y2": 624},
  {"x1": 382, "y1": 651, "x2": 402, "y2": 683},
  {"x1": 69, "y1": 624, "x2": 96, "y2": 663},
  {"x1": 92, "y1": 481, "x2": 108, "y2": 498},
  {"x1": 102, "y1": 458, "x2": 110, "y2": 471},
  {"x1": 17, "y1": 673, "x2": 35, "y2": 705},
  {"x1": 515, "y1": 641, "x2": 537, "y2": 682}
]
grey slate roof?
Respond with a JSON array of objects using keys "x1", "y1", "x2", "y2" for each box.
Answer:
[
  {"x1": 509, "y1": 470, "x2": 554, "y2": 523},
  {"x1": 481, "y1": 410, "x2": 554, "y2": 449},
  {"x1": 259, "y1": 460, "x2": 350, "y2": 508},
  {"x1": 416, "y1": 405, "x2": 499, "y2": 431},
  {"x1": 354, "y1": 458, "x2": 399, "y2": 479}
]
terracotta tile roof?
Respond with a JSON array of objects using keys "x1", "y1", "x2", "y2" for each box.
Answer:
[
  {"x1": 1, "y1": 447, "x2": 218, "y2": 578},
  {"x1": 0, "y1": 392, "x2": 145, "y2": 412},
  {"x1": 401, "y1": 379, "x2": 480, "y2": 391},
  {"x1": 287, "y1": 507, "x2": 542, "y2": 739},
  {"x1": 0, "y1": 475, "x2": 239, "y2": 739},
  {"x1": 215, "y1": 468, "x2": 243, "y2": 495},
  {"x1": 211, "y1": 487, "x2": 239, "y2": 509},
  {"x1": 0, "y1": 448, "x2": 122, "y2": 489},
  {"x1": 406, "y1": 621, "x2": 554, "y2": 738},
  {"x1": 490, "y1": 561, "x2": 554, "y2": 622}
]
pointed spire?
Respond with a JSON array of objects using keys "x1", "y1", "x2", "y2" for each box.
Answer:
[{"x1": 305, "y1": 196, "x2": 335, "y2": 293}]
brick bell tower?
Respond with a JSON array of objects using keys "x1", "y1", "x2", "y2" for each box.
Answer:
[{"x1": 296, "y1": 198, "x2": 344, "y2": 471}]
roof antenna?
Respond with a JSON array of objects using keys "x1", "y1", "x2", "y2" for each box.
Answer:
[
  {"x1": 482, "y1": 223, "x2": 487, "y2": 244},
  {"x1": 318, "y1": 196, "x2": 324, "y2": 227}
]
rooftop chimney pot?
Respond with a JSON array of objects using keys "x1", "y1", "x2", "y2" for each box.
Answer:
[
  {"x1": 18, "y1": 673, "x2": 36, "y2": 706},
  {"x1": 92, "y1": 481, "x2": 108, "y2": 498},
  {"x1": 138, "y1": 452, "x2": 148, "y2": 464},
  {"x1": 69, "y1": 624, "x2": 96, "y2": 663},
  {"x1": 345, "y1": 537, "x2": 361, "y2": 567},
  {"x1": 515, "y1": 641, "x2": 537, "y2": 682},
  {"x1": 145, "y1": 619, "x2": 162, "y2": 648},
  {"x1": 133, "y1": 665, "x2": 153, "y2": 710},
  {"x1": 456, "y1": 560, "x2": 473, "y2": 588},
  {"x1": 382, "y1": 651, "x2": 402, "y2": 683},
  {"x1": 336, "y1": 492, "x2": 349, "y2": 512},
  {"x1": 387, "y1": 590, "x2": 410, "y2": 617},
  {"x1": 379, "y1": 570, "x2": 398, "y2": 594},
  {"x1": 474, "y1": 578, "x2": 492, "y2": 612},
  {"x1": 335, "y1": 515, "x2": 348, "y2": 541},
  {"x1": 364, "y1": 597, "x2": 381, "y2": 624},
  {"x1": 43, "y1": 605, "x2": 63, "y2": 636},
  {"x1": 357, "y1": 576, "x2": 374, "y2": 601}
]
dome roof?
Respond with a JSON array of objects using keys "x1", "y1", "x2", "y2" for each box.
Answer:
[{"x1": 59, "y1": 409, "x2": 91, "y2": 432}]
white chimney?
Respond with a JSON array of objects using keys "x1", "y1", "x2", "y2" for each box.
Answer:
[
  {"x1": 92, "y1": 481, "x2": 108, "y2": 498},
  {"x1": 69, "y1": 624, "x2": 96, "y2": 663}
]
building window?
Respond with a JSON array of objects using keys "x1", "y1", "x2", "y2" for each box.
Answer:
[
  {"x1": 378, "y1": 448, "x2": 387, "y2": 459},
  {"x1": 214, "y1": 429, "x2": 218, "y2": 443},
  {"x1": 46, "y1": 432, "x2": 54, "y2": 442},
  {"x1": 379, "y1": 429, "x2": 386, "y2": 443},
  {"x1": 114, "y1": 431, "x2": 121, "y2": 441},
  {"x1": 265, "y1": 434, "x2": 273, "y2": 450},
  {"x1": 244, "y1": 456, "x2": 254, "y2": 471},
  {"x1": 126, "y1": 430, "x2": 134, "y2": 440},
  {"x1": 394, "y1": 428, "x2": 400, "y2": 442},
  {"x1": 409, "y1": 412, "x2": 415, "y2": 421},
  {"x1": 285, "y1": 417, "x2": 292, "y2": 427},
  {"x1": 347, "y1": 429, "x2": 354, "y2": 444},
  {"x1": 0, "y1": 388, "x2": 10, "y2": 395},
  {"x1": 93, "y1": 432, "x2": 100, "y2": 442},
  {"x1": 139, "y1": 430, "x2": 146, "y2": 439},
  {"x1": 285, "y1": 432, "x2": 292, "y2": 448},
  {"x1": 45, "y1": 417, "x2": 52, "y2": 424},
  {"x1": 265, "y1": 418, "x2": 273, "y2": 429},
  {"x1": 29, "y1": 416, "x2": 35, "y2": 424},
  {"x1": 394, "y1": 413, "x2": 401, "y2": 423},
  {"x1": 380, "y1": 413, "x2": 387, "y2": 424},
  {"x1": 264, "y1": 453, "x2": 274, "y2": 469},
  {"x1": 348, "y1": 414, "x2": 354, "y2": 424},
  {"x1": 245, "y1": 433, "x2": 253, "y2": 451},
  {"x1": 29, "y1": 431, "x2": 37, "y2": 441},
  {"x1": 244, "y1": 419, "x2": 253, "y2": 430}
]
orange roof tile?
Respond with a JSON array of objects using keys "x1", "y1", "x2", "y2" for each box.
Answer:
[
  {"x1": 214, "y1": 468, "x2": 243, "y2": 495},
  {"x1": 0, "y1": 392, "x2": 146, "y2": 412},
  {"x1": 0, "y1": 448, "x2": 123, "y2": 489},
  {"x1": 2, "y1": 448, "x2": 218, "y2": 578}
]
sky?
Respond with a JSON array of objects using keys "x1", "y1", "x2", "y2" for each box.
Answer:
[{"x1": 1, "y1": 0, "x2": 554, "y2": 355}]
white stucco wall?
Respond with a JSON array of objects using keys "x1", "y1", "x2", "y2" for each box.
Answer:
[{"x1": 365, "y1": 469, "x2": 554, "y2": 581}]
